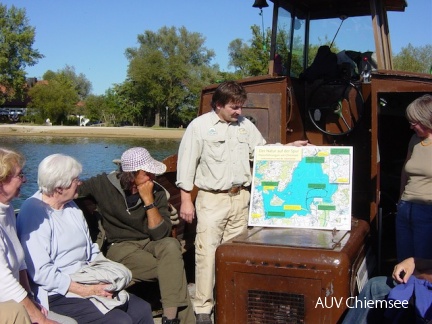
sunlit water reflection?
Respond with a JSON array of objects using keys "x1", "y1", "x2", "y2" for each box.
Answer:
[{"x1": 2, "y1": 136, "x2": 181, "y2": 209}]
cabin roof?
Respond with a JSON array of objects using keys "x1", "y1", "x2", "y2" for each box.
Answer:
[{"x1": 271, "y1": 0, "x2": 407, "y2": 19}]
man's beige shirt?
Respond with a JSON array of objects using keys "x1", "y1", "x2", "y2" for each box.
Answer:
[{"x1": 176, "y1": 110, "x2": 266, "y2": 191}]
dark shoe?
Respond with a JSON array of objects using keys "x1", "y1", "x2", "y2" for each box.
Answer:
[
  {"x1": 161, "y1": 316, "x2": 180, "y2": 324},
  {"x1": 196, "y1": 313, "x2": 212, "y2": 324}
]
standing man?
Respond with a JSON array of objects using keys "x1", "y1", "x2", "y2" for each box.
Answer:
[
  {"x1": 78, "y1": 147, "x2": 194, "y2": 324},
  {"x1": 176, "y1": 81, "x2": 307, "y2": 323}
]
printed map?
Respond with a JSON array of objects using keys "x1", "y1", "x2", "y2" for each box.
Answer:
[{"x1": 248, "y1": 145, "x2": 353, "y2": 230}]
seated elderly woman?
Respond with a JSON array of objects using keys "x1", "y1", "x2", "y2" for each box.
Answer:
[
  {"x1": 17, "y1": 153, "x2": 154, "y2": 324},
  {"x1": 0, "y1": 148, "x2": 76, "y2": 324}
]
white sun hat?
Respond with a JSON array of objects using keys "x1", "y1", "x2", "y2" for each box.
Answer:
[{"x1": 120, "y1": 147, "x2": 167, "y2": 175}]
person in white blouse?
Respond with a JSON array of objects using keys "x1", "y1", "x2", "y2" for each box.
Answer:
[{"x1": 0, "y1": 147, "x2": 75, "y2": 324}]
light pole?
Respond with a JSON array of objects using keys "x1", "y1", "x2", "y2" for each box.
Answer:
[{"x1": 165, "y1": 106, "x2": 168, "y2": 128}]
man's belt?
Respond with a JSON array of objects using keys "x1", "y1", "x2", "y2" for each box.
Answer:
[{"x1": 200, "y1": 185, "x2": 247, "y2": 197}]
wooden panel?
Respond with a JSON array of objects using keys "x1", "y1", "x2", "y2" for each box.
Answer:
[{"x1": 199, "y1": 76, "x2": 305, "y2": 145}]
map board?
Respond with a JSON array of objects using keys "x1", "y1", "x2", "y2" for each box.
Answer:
[{"x1": 248, "y1": 145, "x2": 353, "y2": 230}]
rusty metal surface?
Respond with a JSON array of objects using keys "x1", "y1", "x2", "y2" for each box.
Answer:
[
  {"x1": 199, "y1": 76, "x2": 305, "y2": 144},
  {"x1": 215, "y1": 219, "x2": 370, "y2": 323},
  {"x1": 233, "y1": 227, "x2": 349, "y2": 249}
]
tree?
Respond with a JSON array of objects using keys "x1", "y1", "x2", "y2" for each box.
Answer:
[
  {"x1": 59, "y1": 65, "x2": 92, "y2": 100},
  {"x1": 44, "y1": 65, "x2": 92, "y2": 101},
  {"x1": 27, "y1": 79, "x2": 79, "y2": 124},
  {"x1": 27, "y1": 66, "x2": 90, "y2": 124},
  {"x1": 393, "y1": 44, "x2": 432, "y2": 74},
  {"x1": 82, "y1": 90, "x2": 125, "y2": 126},
  {"x1": 228, "y1": 39, "x2": 250, "y2": 77},
  {"x1": 228, "y1": 25, "x2": 271, "y2": 77},
  {"x1": 125, "y1": 26, "x2": 219, "y2": 127},
  {"x1": 111, "y1": 81, "x2": 143, "y2": 126},
  {"x1": 83, "y1": 94, "x2": 106, "y2": 123},
  {"x1": 0, "y1": 4, "x2": 43, "y2": 105}
]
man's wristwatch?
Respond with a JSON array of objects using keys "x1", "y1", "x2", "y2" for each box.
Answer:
[{"x1": 143, "y1": 202, "x2": 156, "y2": 211}]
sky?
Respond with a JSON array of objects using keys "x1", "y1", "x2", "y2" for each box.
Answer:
[{"x1": 3, "y1": 0, "x2": 432, "y2": 95}]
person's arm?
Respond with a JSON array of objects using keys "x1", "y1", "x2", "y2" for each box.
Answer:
[
  {"x1": 176, "y1": 121, "x2": 201, "y2": 224},
  {"x1": 392, "y1": 257, "x2": 432, "y2": 283},
  {"x1": 286, "y1": 140, "x2": 310, "y2": 146},
  {"x1": 20, "y1": 295, "x2": 58, "y2": 324},
  {"x1": 0, "y1": 250, "x2": 55, "y2": 323},
  {"x1": 71, "y1": 200, "x2": 101, "y2": 262},
  {"x1": 20, "y1": 225, "x2": 113, "y2": 298},
  {"x1": 136, "y1": 177, "x2": 164, "y2": 229},
  {"x1": 19, "y1": 233, "x2": 110, "y2": 300},
  {"x1": 393, "y1": 257, "x2": 416, "y2": 283},
  {"x1": 412, "y1": 258, "x2": 432, "y2": 271},
  {"x1": 179, "y1": 189, "x2": 195, "y2": 224},
  {"x1": 19, "y1": 270, "x2": 48, "y2": 316},
  {"x1": 410, "y1": 258, "x2": 432, "y2": 283},
  {"x1": 0, "y1": 245, "x2": 27, "y2": 303},
  {"x1": 17, "y1": 204, "x2": 74, "y2": 297},
  {"x1": 399, "y1": 153, "x2": 411, "y2": 199},
  {"x1": 18, "y1": 270, "x2": 57, "y2": 324},
  {"x1": 77, "y1": 176, "x2": 96, "y2": 198},
  {"x1": 136, "y1": 177, "x2": 172, "y2": 240},
  {"x1": 399, "y1": 135, "x2": 416, "y2": 200},
  {"x1": 68, "y1": 281, "x2": 113, "y2": 298}
]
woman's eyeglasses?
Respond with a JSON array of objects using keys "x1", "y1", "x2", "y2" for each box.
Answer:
[
  {"x1": 13, "y1": 172, "x2": 25, "y2": 180},
  {"x1": 72, "y1": 177, "x2": 82, "y2": 184}
]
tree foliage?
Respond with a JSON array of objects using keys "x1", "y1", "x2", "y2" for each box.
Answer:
[
  {"x1": 27, "y1": 66, "x2": 91, "y2": 124},
  {"x1": 393, "y1": 44, "x2": 432, "y2": 74},
  {"x1": 44, "y1": 65, "x2": 92, "y2": 100},
  {"x1": 59, "y1": 65, "x2": 92, "y2": 100},
  {"x1": 228, "y1": 25, "x2": 271, "y2": 77},
  {"x1": 124, "y1": 26, "x2": 219, "y2": 126},
  {"x1": 0, "y1": 4, "x2": 43, "y2": 105},
  {"x1": 83, "y1": 94, "x2": 107, "y2": 123},
  {"x1": 27, "y1": 79, "x2": 78, "y2": 124},
  {"x1": 110, "y1": 82, "x2": 143, "y2": 126}
]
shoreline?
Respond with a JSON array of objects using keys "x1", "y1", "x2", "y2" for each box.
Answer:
[{"x1": 0, "y1": 124, "x2": 185, "y2": 139}]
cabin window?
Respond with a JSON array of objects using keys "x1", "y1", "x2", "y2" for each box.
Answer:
[
  {"x1": 274, "y1": 6, "x2": 306, "y2": 78},
  {"x1": 308, "y1": 16, "x2": 375, "y2": 76}
]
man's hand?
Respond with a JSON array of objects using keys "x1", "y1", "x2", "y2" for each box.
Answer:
[
  {"x1": 287, "y1": 140, "x2": 311, "y2": 147},
  {"x1": 180, "y1": 189, "x2": 195, "y2": 223},
  {"x1": 180, "y1": 200, "x2": 195, "y2": 224}
]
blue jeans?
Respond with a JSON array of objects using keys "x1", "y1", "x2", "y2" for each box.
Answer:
[
  {"x1": 396, "y1": 200, "x2": 432, "y2": 261},
  {"x1": 342, "y1": 276, "x2": 395, "y2": 324}
]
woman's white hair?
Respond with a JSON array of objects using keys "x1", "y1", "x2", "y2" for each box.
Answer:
[
  {"x1": 406, "y1": 94, "x2": 432, "y2": 130},
  {"x1": 38, "y1": 154, "x2": 82, "y2": 195}
]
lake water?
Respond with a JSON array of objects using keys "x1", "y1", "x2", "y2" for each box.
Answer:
[{"x1": 2, "y1": 136, "x2": 181, "y2": 210}]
